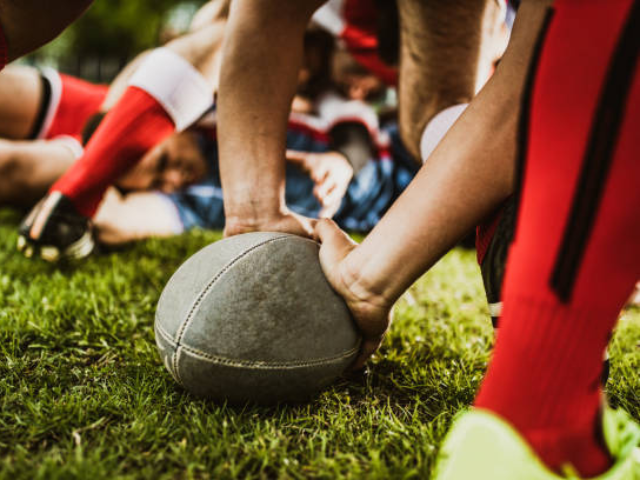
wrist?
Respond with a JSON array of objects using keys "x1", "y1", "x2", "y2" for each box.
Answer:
[
  {"x1": 340, "y1": 252, "x2": 397, "y2": 311},
  {"x1": 224, "y1": 201, "x2": 293, "y2": 237},
  {"x1": 224, "y1": 191, "x2": 287, "y2": 224}
]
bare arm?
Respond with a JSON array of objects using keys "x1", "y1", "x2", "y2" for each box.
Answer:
[
  {"x1": 0, "y1": 138, "x2": 76, "y2": 207},
  {"x1": 316, "y1": 0, "x2": 555, "y2": 367},
  {"x1": 189, "y1": 0, "x2": 230, "y2": 32},
  {"x1": 102, "y1": 17, "x2": 228, "y2": 112},
  {"x1": 94, "y1": 189, "x2": 183, "y2": 245},
  {"x1": 216, "y1": 0, "x2": 324, "y2": 238}
]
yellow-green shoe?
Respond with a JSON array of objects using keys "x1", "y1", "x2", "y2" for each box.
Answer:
[{"x1": 434, "y1": 407, "x2": 640, "y2": 480}]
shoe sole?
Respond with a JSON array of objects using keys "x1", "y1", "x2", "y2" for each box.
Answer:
[{"x1": 17, "y1": 229, "x2": 95, "y2": 262}]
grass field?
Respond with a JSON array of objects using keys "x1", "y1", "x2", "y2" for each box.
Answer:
[{"x1": 0, "y1": 207, "x2": 638, "y2": 479}]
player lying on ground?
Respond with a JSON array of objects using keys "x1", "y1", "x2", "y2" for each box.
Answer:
[
  {"x1": 93, "y1": 120, "x2": 417, "y2": 245},
  {"x1": 16, "y1": 0, "x2": 229, "y2": 258},
  {"x1": 0, "y1": 79, "x2": 416, "y2": 249},
  {"x1": 1, "y1": 105, "x2": 416, "y2": 247},
  {"x1": 17, "y1": 0, "x2": 509, "y2": 257},
  {"x1": 2, "y1": 27, "x2": 416, "y2": 247},
  {"x1": 0, "y1": 60, "x2": 210, "y2": 209},
  {"x1": 314, "y1": 0, "x2": 640, "y2": 478}
]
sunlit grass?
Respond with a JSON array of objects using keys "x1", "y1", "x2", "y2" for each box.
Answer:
[{"x1": 0, "y1": 208, "x2": 637, "y2": 479}]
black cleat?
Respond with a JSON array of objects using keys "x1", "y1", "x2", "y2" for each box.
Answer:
[
  {"x1": 479, "y1": 196, "x2": 517, "y2": 329},
  {"x1": 18, "y1": 192, "x2": 95, "y2": 262}
]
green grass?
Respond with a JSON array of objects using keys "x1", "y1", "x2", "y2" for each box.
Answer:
[{"x1": 0, "y1": 207, "x2": 638, "y2": 479}]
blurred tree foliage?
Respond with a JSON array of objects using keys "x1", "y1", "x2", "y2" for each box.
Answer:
[
  {"x1": 32, "y1": 0, "x2": 205, "y2": 65},
  {"x1": 71, "y1": 1, "x2": 178, "y2": 57}
]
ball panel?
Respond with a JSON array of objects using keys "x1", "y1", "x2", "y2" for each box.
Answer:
[
  {"x1": 176, "y1": 345, "x2": 357, "y2": 404},
  {"x1": 156, "y1": 232, "x2": 290, "y2": 340},
  {"x1": 155, "y1": 232, "x2": 362, "y2": 403},
  {"x1": 180, "y1": 235, "x2": 359, "y2": 363},
  {"x1": 154, "y1": 323, "x2": 181, "y2": 385}
]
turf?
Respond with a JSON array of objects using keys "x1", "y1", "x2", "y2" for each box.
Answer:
[{"x1": 0, "y1": 207, "x2": 638, "y2": 479}]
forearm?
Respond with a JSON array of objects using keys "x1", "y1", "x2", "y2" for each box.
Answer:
[
  {"x1": 0, "y1": 138, "x2": 76, "y2": 207},
  {"x1": 190, "y1": 0, "x2": 230, "y2": 32},
  {"x1": 217, "y1": 0, "x2": 322, "y2": 228},
  {"x1": 102, "y1": 21, "x2": 226, "y2": 112},
  {"x1": 167, "y1": 19, "x2": 226, "y2": 84},
  {"x1": 345, "y1": 0, "x2": 554, "y2": 304},
  {"x1": 94, "y1": 190, "x2": 183, "y2": 245}
]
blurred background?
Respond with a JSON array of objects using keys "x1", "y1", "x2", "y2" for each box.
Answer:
[{"x1": 23, "y1": 0, "x2": 207, "y2": 83}]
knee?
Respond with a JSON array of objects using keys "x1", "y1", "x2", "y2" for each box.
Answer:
[
  {"x1": 398, "y1": 116, "x2": 422, "y2": 162},
  {"x1": 398, "y1": 99, "x2": 441, "y2": 162}
]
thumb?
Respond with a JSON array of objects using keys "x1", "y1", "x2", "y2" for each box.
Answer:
[{"x1": 314, "y1": 218, "x2": 356, "y2": 258}]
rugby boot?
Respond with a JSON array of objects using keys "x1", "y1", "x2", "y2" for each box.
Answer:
[
  {"x1": 434, "y1": 406, "x2": 640, "y2": 480},
  {"x1": 18, "y1": 191, "x2": 95, "y2": 262}
]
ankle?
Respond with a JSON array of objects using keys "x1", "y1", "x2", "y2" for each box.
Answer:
[{"x1": 522, "y1": 417, "x2": 612, "y2": 477}]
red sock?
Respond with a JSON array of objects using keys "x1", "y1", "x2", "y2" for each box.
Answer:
[
  {"x1": 51, "y1": 86, "x2": 174, "y2": 217},
  {"x1": 475, "y1": 0, "x2": 640, "y2": 476}
]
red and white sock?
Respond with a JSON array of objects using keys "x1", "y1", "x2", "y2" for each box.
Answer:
[{"x1": 51, "y1": 47, "x2": 213, "y2": 217}]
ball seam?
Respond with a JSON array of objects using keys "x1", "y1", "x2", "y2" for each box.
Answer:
[
  {"x1": 174, "y1": 235, "x2": 291, "y2": 345},
  {"x1": 172, "y1": 235, "x2": 289, "y2": 377},
  {"x1": 157, "y1": 310, "x2": 361, "y2": 369}
]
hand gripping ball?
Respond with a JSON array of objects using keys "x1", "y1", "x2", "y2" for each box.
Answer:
[{"x1": 155, "y1": 232, "x2": 361, "y2": 404}]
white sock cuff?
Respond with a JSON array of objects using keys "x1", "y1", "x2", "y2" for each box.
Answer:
[
  {"x1": 420, "y1": 103, "x2": 468, "y2": 163},
  {"x1": 37, "y1": 67, "x2": 63, "y2": 140},
  {"x1": 128, "y1": 48, "x2": 212, "y2": 131}
]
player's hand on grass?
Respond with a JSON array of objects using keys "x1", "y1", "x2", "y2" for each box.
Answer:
[
  {"x1": 314, "y1": 218, "x2": 393, "y2": 370},
  {"x1": 286, "y1": 150, "x2": 353, "y2": 219},
  {"x1": 224, "y1": 209, "x2": 316, "y2": 239}
]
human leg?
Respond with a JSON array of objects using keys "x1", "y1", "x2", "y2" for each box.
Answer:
[
  {"x1": 473, "y1": 0, "x2": 640, "y2": 475},
  {"x1": 397, "y1": 0, "x2": 507, "y2": 160},
  {"x1": 0, "y1": 65, "x2": 42, "y2": 138}
]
